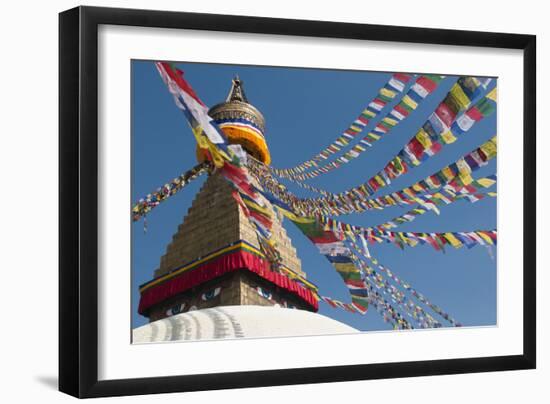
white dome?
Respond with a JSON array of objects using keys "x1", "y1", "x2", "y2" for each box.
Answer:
[{"x1": 133, "y1": 305, "x2": 358, "y2": 343}]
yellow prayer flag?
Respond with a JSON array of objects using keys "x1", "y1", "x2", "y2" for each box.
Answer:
[
  {"x1": 334, "y1": 263, "x2": 360, "y2": 273},
  {"x1": 440, "y1": 130, "x2": 457, "y2": 144},
  {"x1": 444, "y1": 233, "x2": 462, "y2": 248},
  {"x1": 278, "y1": 209, "x2": 313, "y2": 224},
  {"x1": 207, "y1": 142, "x2": 226, "y2": 168},
  {"x1": 476, "y1": 177, "x2": 496, "y2": 188},
  {"x1": 402, "y1": 95, "x2": 418, "y2": 109},
  {"x1": 457, "y1": 158, "x2": 472, "y2": 175},
  {"x1": 477, "y1": 232, "x2": 494, "y2": 245},
  {"x1": 374, "y1": 175, "x2": 385, "y2": 186},
  {"x1": 480, "y1": 138, "x2": 497, "y2": 159},
  {"x1": 380, "y1": 87, "x2": 397, "y2": 99},
  {"x1": 383, "y1": 117, "x2": 399, "y2": 126},
  {"x1": 450, "y1": 83, "x2": 472, "y2": 110},
  {"x1": 193, "y1": 126, "x2": 231, "y2": 167},
  {"x1": 412, "y1": 183, "x2": 425, "y2": 192},
  {"x1": 370, "y1": 200, "x2": 382, "y2": 209},
  {"x1": 337, "y1": 136, "x2": 349, "y2": 145},
  {"x1": 362, "y1": 109, "x2": 376, "y2": 118},
  {"x1": 416, "y1": 129, "x2": 432, "y2": 149},
  {"x1": 407, "y1": 238, "x2": 419, "y2": 247},
  {"x1": 459, "y1": 173, "x2": 473, "y2": 185},
  {"x1": 486, "y1": 88, "x2": 497, "y2": 102},
  {"x1": 243, "y1": 199, "x2": 273, "y2": 218},
  {"x1": 192, "y1": 127, "x2": 209, "y2": 149},
  {"x1": 442, "y1": 167, "x2": 456, "y2": 181},
  {"x1": 403, "y1": 188, "x2": 416, "y2": 198}
]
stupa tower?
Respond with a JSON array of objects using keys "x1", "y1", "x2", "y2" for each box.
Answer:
[{"x1": 138, "y1": 77, "x2": 319, "y2": 322}]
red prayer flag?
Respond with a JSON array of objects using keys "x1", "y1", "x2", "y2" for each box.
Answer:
[
  {"x1": 416, "y1": 76, "x2": 438, "y2": 93},
  {"x1": 466, "y1": 106, "x2": 484, "y2": 121},
  {"x1": 394, "y1": 73, "x2": 412, "y2": 83},
  {"x1": 435, "y1": 102, "x2": 457, "y2": 127},
  {"x1": 408, "y1": 137, "x2": 425, "y2": 158},
  {"x1": 394, "y1": 103, "x2": 411, "y2": 117},
  {"x1": 158, "y1": 62, "x2": 206, "y2": 107}
]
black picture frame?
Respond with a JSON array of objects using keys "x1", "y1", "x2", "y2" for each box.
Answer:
[{"x1": 59, "y1": 5, "x2": 536, "y2": 398}]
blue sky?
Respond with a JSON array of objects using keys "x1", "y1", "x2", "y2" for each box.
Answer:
[{"x1": 131, "y1": 60, "x2": 497, "y2": 331}]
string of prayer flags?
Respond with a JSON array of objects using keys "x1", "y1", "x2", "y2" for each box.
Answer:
[
  {"x1": 373, "y1": 176, "x2": 497, "y2": 230},
  {"x1": 378, "y1": 191, "x2": 497, "y2": 230},
  {"x1": 248, "y1": 137, "x2": 497, "y2": 218},
  {"x1": 357, "y1": 251, "x2": 462, "y2": 327},
  {"x1": 345, "y1": 245, "x2": 442, "y2": 328},
  {"x1": 322, "y1": 284, "x2": 402, "y2": 327},
  {"x1": 356, "y1": 277, "x2": 412, "y2": 329},
  {"x1": 320, "y1": 296, "x2": 366, "y2": 314},
  {"x1": 132, "y1": 162, "x2": 210, "y2": 222},
  {"x1": 290, "y1": 75, "x2": 447, "y2": 181},
  {"x1": 318, "y1": 214, "x2": 497, "y2": 251},
  {"x1": 273, "y1": 73, "x2": 415, "y2": 178}
]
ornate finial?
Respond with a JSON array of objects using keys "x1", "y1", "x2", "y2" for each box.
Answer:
[{"x1": 226, "y1": 75, "x2": 248, "y2": 103}]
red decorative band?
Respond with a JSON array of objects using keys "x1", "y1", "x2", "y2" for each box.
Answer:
[{"x1": 138, "y1": 249, "x2": 318, "y2": 314}]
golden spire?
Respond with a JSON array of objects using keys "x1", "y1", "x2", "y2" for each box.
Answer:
[{"x1": 226, "y1": 75, "x2": 248, "y2": 103}]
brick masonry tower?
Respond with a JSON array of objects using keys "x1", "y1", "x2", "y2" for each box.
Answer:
[{"x1": 138, "y1": 78, "x2": 319, "y2": 322}]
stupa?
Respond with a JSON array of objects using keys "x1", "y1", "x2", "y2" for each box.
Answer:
[{"x1": 136, "y1": 78, "x2": 325, "y2": 328}]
